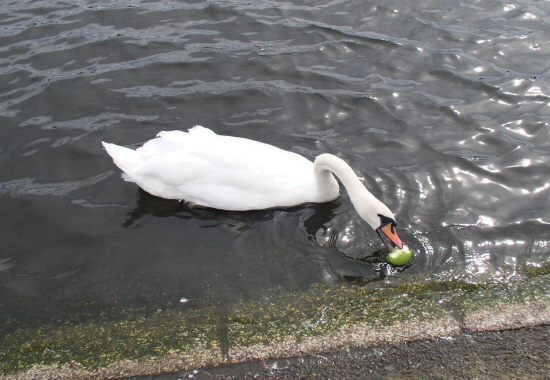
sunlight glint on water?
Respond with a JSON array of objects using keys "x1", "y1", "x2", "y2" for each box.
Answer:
[{"x1": 0, "y1": 0, "x2": 549, "y2": 332}]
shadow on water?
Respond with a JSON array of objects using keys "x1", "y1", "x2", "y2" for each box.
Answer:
[
  {"x1": 125, "y1": 189, "x2": 408, "y2": 288},
  {"x1": 122, "y1": 189, "x2": 282, "y2": 233}
]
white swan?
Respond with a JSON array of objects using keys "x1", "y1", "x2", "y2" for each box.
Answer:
[{"x1": 102, "y1": 126, "x2": 403, "y2": 249}]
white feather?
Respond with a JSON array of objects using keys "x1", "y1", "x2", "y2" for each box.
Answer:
[{"x1": 102, "y1": 126, "x2": 398, "y2": 237}]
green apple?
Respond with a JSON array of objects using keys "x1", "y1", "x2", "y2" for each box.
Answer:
[{"x1": 386, "y1": 244, "x2": 413, "y2": 266}]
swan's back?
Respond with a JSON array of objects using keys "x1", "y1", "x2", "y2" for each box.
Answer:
[{"x1": 103, "y1": 126, "x2": 336, "y2": 210}]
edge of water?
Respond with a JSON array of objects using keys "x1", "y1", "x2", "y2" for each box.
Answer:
[{"x1": 1, "y1": 269, "x2": 550, "y2": 380}]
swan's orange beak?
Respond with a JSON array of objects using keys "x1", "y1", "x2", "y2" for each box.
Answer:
[{"x1": 377, "y1": 223, "x2": 403, "y2": 250}]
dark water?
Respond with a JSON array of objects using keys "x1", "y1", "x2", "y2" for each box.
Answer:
[{"x1": 1, "y1": 0, "x2": 550, "y2": 334}]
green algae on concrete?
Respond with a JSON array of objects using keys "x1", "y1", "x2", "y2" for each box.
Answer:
[
  {"x1": 519, "y1": 260, "x2": 550, "y2": 278},
  {"x1": 0, "y1": 306, "x2": 222, "y2": 376},
  {"x1": 2, "y1": 272, "x2": 550, "y2": 380},
  {"x1": 226, "y1": 283, "x2": 457, "y2": 349},
  {"x1": 456, "y1": 273, "x2": 550, "y2": 332},
  {"x1": 226, "y1": 282, "x2": 463, "y2": 364},
  {"x1": 0, "y1": 280, "x2": 457, "y2": 378}
]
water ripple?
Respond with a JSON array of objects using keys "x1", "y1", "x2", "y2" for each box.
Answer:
[
  {"x1": 0, "y1": 171, "x2": 112, "y2": 197},
  {"x1": 1, "y1": 0, "x2": 550, "y2": 331}
]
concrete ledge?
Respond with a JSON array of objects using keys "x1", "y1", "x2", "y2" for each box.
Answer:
[
  {"x1": 230, "y1": 316, "x2": 461, "y2": 364},
  {"x1": 2, "y1": 273, "x2": 550, "y2": 380},
  {"x1": 463, "y1": 300, "x2": 550, "y2": 333}
]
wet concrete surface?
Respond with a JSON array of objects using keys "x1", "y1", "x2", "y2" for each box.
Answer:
[
  {"x1": 135, "y1": 324, "x2": 550, "y2": 380},
  {"x1": 3, "y1": 274, "x2": 550, "y2": 380}
]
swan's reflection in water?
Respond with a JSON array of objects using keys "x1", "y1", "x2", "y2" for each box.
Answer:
[
  {"x1": 123, "y1": 189, "x2": 278, "y2": 233},
  {"x1": 124, "y1": 189, "x2": 408, "y2": 287}
]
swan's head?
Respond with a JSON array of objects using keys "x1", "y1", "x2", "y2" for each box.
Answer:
[{"x1": 375, "y1": 214, "x2": 403, "y2": 250}]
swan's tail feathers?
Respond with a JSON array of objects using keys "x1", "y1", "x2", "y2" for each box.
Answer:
[{"x1": 102, "y1": 142, "x2": 142, "y2": 175}]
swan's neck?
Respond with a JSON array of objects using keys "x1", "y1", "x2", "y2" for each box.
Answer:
[{"x1": 313, "y1": 153, "x2": 392, "y2": 229}]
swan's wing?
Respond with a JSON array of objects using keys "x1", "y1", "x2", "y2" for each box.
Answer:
[
  {"x1": 136, "y1": 127, "x2": 305, "y2": 176},
  {"x1": 105, "y1": 127, "x2": 324, "y2": 210},
  {"x1": 134, "y1": 131, "x2": 318, "y2": 209},
  {"x1": 187, "y1": 125, "x2": 216, "y2": 135}
]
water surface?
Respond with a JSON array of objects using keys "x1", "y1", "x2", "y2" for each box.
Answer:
[{"x1": 1, "y1": 0, "x2": 550, "y2": 336}]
